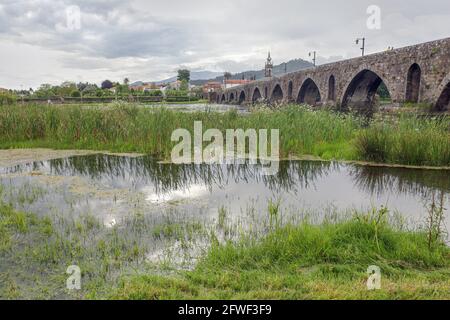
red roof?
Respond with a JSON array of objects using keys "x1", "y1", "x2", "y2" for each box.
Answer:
[{"x1": 225, "y1": 79, "x2": 251, "y2": 85}]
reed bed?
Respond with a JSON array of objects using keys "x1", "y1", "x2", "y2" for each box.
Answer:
[
  {"x1": 0, "y1": 102, "x2": 448, "y2": 167},
  {"x1": 355, "y1": 116, "x2": 450, "y2": 166}
]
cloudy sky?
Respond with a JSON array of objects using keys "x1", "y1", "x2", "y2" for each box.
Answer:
[{"x1": 0, "y1": 0, "x2": 449, "y2": 89}]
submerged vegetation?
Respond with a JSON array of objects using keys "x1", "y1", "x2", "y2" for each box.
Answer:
[
  {"x1": 2, "y1": 193, "x2": 448, "y2": 300},
  {"x1": 0, "y1": 102, "x2": 448, "y2": 167}
]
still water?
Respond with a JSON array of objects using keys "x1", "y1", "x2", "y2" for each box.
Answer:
[
  {"x1": 143, "y1": 103, "x2": 247, "y2": 113},
  {"x1": 1, "y1": 154, "x2": 448, "y2": 236}
]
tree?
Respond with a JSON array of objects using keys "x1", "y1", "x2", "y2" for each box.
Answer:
[
  {"x1": 77, "y1": 82, "x2": 97, "y2": 92},
  {"x1": 101, "y1": 80, "x2": 113, "y2": 90},
  {"x1": 116, "y1": 84, "x2": 130, "y2": 96},
  {"x1": 34, "y1": 84, "x2": 54, "y2": 98},
  {"x1": 124, "y1": 78, "x2": 130, "y2": 85},
  {"x1": 55, "y1": 82, "x2": 77, "y2": 97},
  {"x1": 177, "y1": 69, "x2": 190, "y2": 83},
  {"x1": 180, "y1": 80, "x2": 189, "y2": 91},
  {"x1": 224, "y1": 72, "x2": 232, "y2": 80}
]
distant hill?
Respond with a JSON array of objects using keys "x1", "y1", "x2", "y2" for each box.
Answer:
[
  {"x1": 191, "y1": 59, "x2": 314, "y2": 85},
  {"x1": 131, "y1": 59, "x2": 313, "y2": 87},
  {"x1": 130, "y1": 81, "x2": 145, "y2": 87},
  {"x1": 147, "y1": 71, "x2": 223, "y2": 86}
]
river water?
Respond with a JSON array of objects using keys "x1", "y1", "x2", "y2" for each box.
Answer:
[
  {"x1": 1, "y1": 154, "x2": 448, "y2": 237},
  {"x1": 143, "y1": 103, "x2": 247, "y2": 113}
]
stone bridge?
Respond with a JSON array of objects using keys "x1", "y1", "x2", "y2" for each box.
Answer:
[{"x1": 209, "y1": 38, "x2": 450, "y2": 111}]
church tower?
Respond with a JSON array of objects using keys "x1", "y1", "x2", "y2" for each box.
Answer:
[{"x1": 265, "y1": 52, "x2": 273, "y2": 78}]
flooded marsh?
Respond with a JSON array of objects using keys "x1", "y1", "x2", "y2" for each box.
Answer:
[{"x1": 0, "y1": 150, "x2": 449, "y2": 299}]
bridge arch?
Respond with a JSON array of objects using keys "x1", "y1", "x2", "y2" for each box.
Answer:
[
  {"x1": 328, "y1": 75, "x2": 336, "y2": 101},
  {"x1": 221, "y1": 94, "x2": 226, "y2": 103},
  {"x1": 297, "y1": 78, "x2": 321, "y2": 106},
  {"x1": 229, "y1": 92, "x2": 235, "y2": 102},
  {"x1": 238, "y1": 91, "x2": 246, "y2": 104},
  {"x1": 252, "y1": 87, "x2": 262, "y2": 103},
  {"x1": 405, "y1": 63, "x2": 421, "y2": 103},
  {"x1": 435, "y1": 74, "x2": 450, "y2": 111},
  {"x1": 436, "y1": 83, "x2": 450, "y2": 111},
  {"x1": 287, "y1": 81, "x2": 293, "y2": 101},
  {"x1": 341, "y1": 69, "x2": 391, "y2": 110},
  {"x1": 271, "y1": 84, "x2": 284, "y2": 103}
]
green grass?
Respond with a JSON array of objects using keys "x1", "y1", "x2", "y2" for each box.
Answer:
[
  {"x1": 0, "y1": 102, "x2": 448, "y2": 167},
  {"x1": 112, "y1": 210, "x2": 450, "y2": 300},
  {"x1": 1, "y1": 197, "x2": 449, "y2": 300},
  {"x1": 355, "y1": 116, "x2": 450, "y2": 166}
]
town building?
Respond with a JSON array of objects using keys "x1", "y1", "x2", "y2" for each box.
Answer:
[
  {"x1": 223, "y1": 79, "x2": 252, "y2": 89},
  {"x1": 202, "y1": 82, "x2": 222, "y2": 94}
]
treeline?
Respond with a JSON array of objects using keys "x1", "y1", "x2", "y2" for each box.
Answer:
[{"x1": 2, "y1": 82, "x2": 203, "y2": 104}]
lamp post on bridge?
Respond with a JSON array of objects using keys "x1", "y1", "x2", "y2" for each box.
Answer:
[
  {"x1": 309, "y1": 51, "x2": 316, "y2": 67},
  {"x1": 356, "y1": 37, "x2": 366, "y2": 56}
]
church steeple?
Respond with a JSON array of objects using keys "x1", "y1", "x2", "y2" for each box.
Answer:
[{"x1": 265, "y1": 51, "x2": 273, "y2": 78}]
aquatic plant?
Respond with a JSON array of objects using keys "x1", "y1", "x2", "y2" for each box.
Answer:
[
  {"x1": 0, "y1": 103, "x2": 448, "y2": 166},
  {"x1": 425, "y1": 191, "x2": 448, "y2": 249},
  {"x1": 355, "y1": 115, "x2": 450, "y2": 166}
]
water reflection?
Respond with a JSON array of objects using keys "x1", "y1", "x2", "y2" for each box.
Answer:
[
  {"x1": 1, "y1": 154, "x2": 449, "y2": 238},
  {"x1": 2, "y1": 154, "x2": 448, "y2": 201},
  {"x1": 144, "y1": 103, "x2": 249, "y2": 114},
  {"x1": 349, "y1": 165, "x2": 450, "y2": 198}
]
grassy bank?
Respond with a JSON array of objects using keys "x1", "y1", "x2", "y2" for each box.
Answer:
[
  {"x1": 1, "y1": 194, "x2": 449, "y2": 300},
  {"x1": 0, "y1": 102, "x2": 448, "y2": 166},
  {"x1": 112, "y1": 211, "x2": 450, "y2": 300}
]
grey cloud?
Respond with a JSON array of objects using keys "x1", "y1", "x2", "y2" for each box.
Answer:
[{"x1": 0, "y1": 0, "x2": 449, "y2": 88}]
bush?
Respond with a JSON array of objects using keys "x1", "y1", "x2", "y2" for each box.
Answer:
[
  {"x1": 144, "y1": 90, "x2": 162, "y2": 97},
  {"x1": 71, "y1": 90, "x2": 81, "y2": 98},
  {"x1": 165, "y1": 90, "x2": 189, "y2": 97},
  {"x1": 0, "y1": 92, "x2": 17, "y2": 106}
]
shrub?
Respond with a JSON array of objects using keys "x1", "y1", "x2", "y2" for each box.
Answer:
[
  {"x1": 0, "y1": 92, "x2": 17, "y2": 106},
  {"x1": 71, "y1": 90, "x2": 81, "y2": 98}
]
